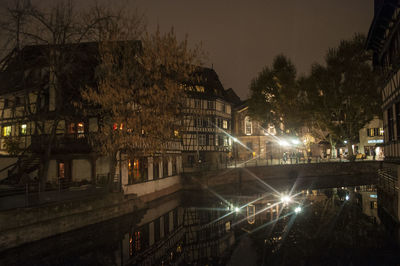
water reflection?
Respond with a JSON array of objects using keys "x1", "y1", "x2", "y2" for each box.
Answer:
[{"x1": 0, "y1": 184, "x2": 398, "y2": 266}]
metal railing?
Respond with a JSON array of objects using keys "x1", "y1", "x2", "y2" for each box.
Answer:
[
  {"x1": 183, "y1": 156, "x2": 363, "y2": 173},
  {"x1": 377, "y1": 168, "x2": 399, "y2": 195}
]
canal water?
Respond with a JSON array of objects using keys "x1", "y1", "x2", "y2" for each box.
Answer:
[{"x1": 1, "y1": 178, "x2": 399, "y2": 266}]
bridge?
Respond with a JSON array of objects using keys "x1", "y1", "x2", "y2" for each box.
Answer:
[{"x1": 183, "y1": 161, "x2": 381, "y2": 193}]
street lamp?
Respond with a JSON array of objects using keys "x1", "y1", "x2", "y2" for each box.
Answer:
[
  {"x1": 294, "y1": 206, "x2": 302, "y2": 213},
  {"x1": 281, "y1": 195, "x2": 291, "y2": 204}
]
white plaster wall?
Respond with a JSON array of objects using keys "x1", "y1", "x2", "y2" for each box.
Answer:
[
  {"x1": 160, "y1": 161, "x2": 165, "y2": 177},
  {"x1": 123, "y1": 175, "x2": 181, "y2": 197},
  {"x1": 121, "y1": 157, "x2": 128, "y2": 186},
  {"x1": 168, "y1": 160, "x2": 172, "y2": 176},
  {"x1": 47, "y1": 160, "x2": 57, "y2": 182},
  {"x1": 0, "y1": 157, "x2": 18, "y2": 181},
  {"x1": 96, "y1": 156, "x2": 110, "y2": 176},
  {"x1": 148, "y1": 157, "x2": 153, "y2": 181},
  {"x1": 177, "y1": 156, "x2": 182, "y2": 174},
  {"x1": 72, "y1": 159, "x2": 91, "y2": 182}
]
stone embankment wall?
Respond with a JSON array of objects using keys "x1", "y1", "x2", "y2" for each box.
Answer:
[
  {"x1": 0, "y1": 193, "x2": 145, "y2": 252},
  {"x1": 183, "y1": 161, "x2": 381, "y2": 189}
]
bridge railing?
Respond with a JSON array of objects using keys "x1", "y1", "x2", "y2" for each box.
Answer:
[
  {"x1": 182, "y1": 156, "x2": 369, "y2": 173},
  {"x1": 226, "y1": 156, "x2": 358, "y2": 168}
]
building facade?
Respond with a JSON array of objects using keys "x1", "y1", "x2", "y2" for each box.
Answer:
[
  {"x1": 357, "y1": 116, "x2": 384, "y2": 159},
  {"x1": 181, "y1": 68, "x2": 240, "y2": 170},
  {"x1": 366, "y1": 0, "x2": 400, "y2": 242},
  {"x1": 232, "y1": 104, "x2": 281, "y2": 162},
  {"x1": 0, "y1": 43, "x2": 182, "y2": 199}
]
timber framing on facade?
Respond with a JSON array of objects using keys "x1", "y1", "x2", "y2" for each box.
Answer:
[
  {"x1": 181, "y1": 67, "x2": 241, "y2": 169},
  {"x1": 0, "y1": 42, "x2": 182, "y2": 191},
  {"x1": 366, "y1": 0, "x2": 400, "y2": 243}
]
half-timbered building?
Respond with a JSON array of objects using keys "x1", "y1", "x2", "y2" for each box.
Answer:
[
  {"x1": 366, "y1": 0, "x2": 400, "y2": 242},
  {"x1": 0, "y1": 42, "x2": 182, "y2": 198},
  {"x1": 181, "y1": 68, "x2": 240, "y2": 170}
]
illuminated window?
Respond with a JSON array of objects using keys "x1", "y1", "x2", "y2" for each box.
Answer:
[
  {"x1": 2, "y1": 125, "x2": 11, "y2": 137},
  {"x1": 367, "y1": 128, "x2": 385, "y2": 137},
  {"x1": 77, "y1": 122, "x2": 84, "y2": 138},
  {"x1": 244, "y1": 116, "x2": 252, "y2": 135},
  {"x1": 128, "y1": 158, "x2": 148, "y2": 184},
  {"x1": 20, "y1": 124, "x2": 27, "y2": 135},
  {"x1": 129, "y1": 231, "x2": 141, "y2": 257},
  {"x1": 195, "y1": 85, "x2": 205, "y2": 92},
  {"x1": 223, "y1": 137, "x2": 228, "y2": 146},
  {"x1": 222, "y1": 120, "x2": 228, "y2": 129},
  {"x1": 174, "y1": 130, "x2": 179, "y2": 137},
  {"x1": 58, "y1": 162, "x2": 65, "y2": 179},
  {"x1": 68, "y1": 123, "x2": 75, "y2": 134}
]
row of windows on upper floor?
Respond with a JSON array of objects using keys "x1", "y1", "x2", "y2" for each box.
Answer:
[
  {"x1": 127, "y1": 157, "x2": 178, "y2": 185},
  {"x1": 244, "y1": 116, "x2": 276, "y2": 136},
  {"x1": 183, "y1": 133, "x2": 232, "y2": 147},
  {"x1": 366, "y1": 128, "x2": 384, "y2": 137},
  {"x1": 184, "y1": 116, "x2": 230, "y2": 130},
  {"x1": 186, "y1": 98, "x2": 231, "y2": 114},
  {"x1": 2, "y1": 121, "x2": 88, "y2": 138}
]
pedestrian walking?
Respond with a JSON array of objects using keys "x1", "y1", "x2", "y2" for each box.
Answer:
[{"x1": 372, "y1": 149, "x2": 376, "y2": 160}]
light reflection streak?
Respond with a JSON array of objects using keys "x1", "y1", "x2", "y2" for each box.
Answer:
[{"x1": 242, "y1": 167, "x2": 281, "y2": 195}]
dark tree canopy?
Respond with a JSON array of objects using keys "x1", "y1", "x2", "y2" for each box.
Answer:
[
  {"x1": 248, "y1": 54, "x2": 305, "y2": 135},
  {"x1": 303, "y1": 34, "x2": 381, "y2": 155}
]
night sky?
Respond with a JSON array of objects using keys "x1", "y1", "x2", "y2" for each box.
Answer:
[
  {"x1": 4, "y1": 0, "x2": 374, "y2": 100},
  {"x1": 134, "y1": 0, "x2": 373, "y2": 99}
]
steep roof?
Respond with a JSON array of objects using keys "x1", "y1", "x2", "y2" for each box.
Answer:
[
  {"x1": 366, "y1": 0, "x2": 397, "y2": 56},
  {"x1": 185, "y1": 66, "x2": 241, "y2": 104},
  {"x1": 0, "y1": 42, "x2": 101, "y2": 95}
]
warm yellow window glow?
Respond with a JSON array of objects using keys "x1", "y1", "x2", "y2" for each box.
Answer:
[
  {"x1": 195, "y1": 85, "x2": 205, "y2": 92},
  {"x1": 2, "y1": 126, "x2": 11, "y2": 137},
  {"x1": 20, "y1": 124, "x2": 27, "y2": 135}
]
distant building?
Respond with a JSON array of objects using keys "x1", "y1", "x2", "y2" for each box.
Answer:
[
  {"x1": 357, "y1": 116, "x2": 384, "y2": 159},
  {"x1": 181, "y1": 68, "x2": 240, "y2": 170},
  {"x1": 232, "y1": 102, "x2": 281, "y2": 162},
  {"x1": 366, "y1": 0, "x2": 400, "y2": 242}
]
